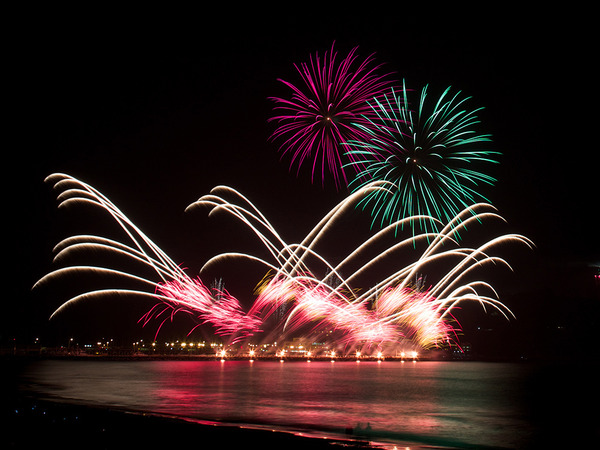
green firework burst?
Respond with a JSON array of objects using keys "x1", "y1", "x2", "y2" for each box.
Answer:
[{"x1": 344, "y1": 80, "x2": 500, "y2": 234}]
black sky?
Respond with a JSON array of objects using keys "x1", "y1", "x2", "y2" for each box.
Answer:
[{"x1": 5, "y1": 7, "x2": 598, "y2": 354}]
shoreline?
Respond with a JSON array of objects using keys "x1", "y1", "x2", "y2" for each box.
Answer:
[
  {"x1": 8, "y1": 357, "x2": 594, "y2": 448},
  {"x1": 4, "y1": 395, "x2": 417, "y2": 450},
  {"x1": 6, "y1": 389, "x2": 525, "y2": 450},
  {"x1": 2, "y1": 358, "x2": 390, "y2": 449},
  {"x1": 1, "y1": 351, "x2": 531, "y2": 364}
]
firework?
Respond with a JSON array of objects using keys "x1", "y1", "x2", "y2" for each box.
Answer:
[
  {"x1": 250, "y1": 273, "x2": 400, "y2": 347},
  {"x1": 344, "y1": 80, "x2": 500, "y2": 234},
  {"x1": 34, "y1": 173, "x2": 262, "y2": 344},
  {"x1": 36, "y1": 174, "x2": 531, "y2": 353},
  {"x1": 191, "y1": 181, "x2": 532, "y2": 350},
  {"x1": 148, "y1": 277, "x2": 262, "y2": 344},
  {"x1": 269, "y1": 42, "x2": 395, "y2": 189}
]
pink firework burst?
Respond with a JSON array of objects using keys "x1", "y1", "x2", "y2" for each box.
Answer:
[
  {"x1": 143, "y1": 277, "x2": 263, "y2": 344},
  {"x1": 252, "y1": 275, "x2": 400, "y2": 346},
  {"x1": 376, "y1": 285, "x2": 456, "y2": 348},
  {"x1": 269, "y1": 42, "x2": 396, "y2": 189}
]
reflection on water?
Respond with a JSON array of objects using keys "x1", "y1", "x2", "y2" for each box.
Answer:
[{"x1": 21, "y1": 360, "x2": 536, "y2": 448}]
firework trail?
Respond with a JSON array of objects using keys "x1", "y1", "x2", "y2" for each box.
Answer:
[
  {"x1": 34, "y1": 173, "x2": 262, "y2": 344},
  {"x1": 249, "y1": 273, "x2": 401, "y2": 347},
  {"x1": 344, "y1": 80, "x2": 499, "y2": 234},
  {"x1": 36, "y1": 174, "x2": 532, "y2": 352},
  {"x1": 189, "y1": 181, "x2": 532, "y2": 350},
  {"x1": 150, "y1": 277, "x2": 262, "y2": 343},
  {"x1": 269, "y1": 42, "x2": 395, "y2": 189}
]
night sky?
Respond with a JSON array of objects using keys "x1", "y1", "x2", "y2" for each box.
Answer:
[{"x1": 6, "y1": 7, "x2": 598, "y2": 358}]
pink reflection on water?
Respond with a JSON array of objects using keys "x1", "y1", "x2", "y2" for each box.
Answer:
[
  {"x1": 148, "y1": 360, "x2": 442, "y2": 435},
  {"x1": 25, "y1": 359, "x2": 534, "y2": 448}
]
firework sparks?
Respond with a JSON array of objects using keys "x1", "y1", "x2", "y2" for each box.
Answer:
[
  {"x1": 149, "y1": 277, "x2": 263, "y2": 344},
  {"x1": 36, "y1": 174, "x2": 532, "y2": 353},
  {"x1": 344, "y1": 80, "x2": 500, "y2": 234},
  {"x1": 269, "y1": 42, "x2": 395, "y2": 189},
  {"x1": 34, "y1": 173, "x2": 263, "y2": 344},
  {"x1": 251, "y1": 274, "x2": 401, "y2": 347},
  {"x1": 190, "y1": 182, "x2": 532, "y2": 351}
]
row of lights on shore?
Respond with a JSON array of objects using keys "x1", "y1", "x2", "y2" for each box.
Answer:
[
  {"x1": 135, "y1": 340, "x2": 418, "y2": 359},
  {"x1": 217, "y1": 348, "x2": 418, "y2": 362},
  {"x1": 76, "y1": 339, "x2": 420, "y2": 362}
]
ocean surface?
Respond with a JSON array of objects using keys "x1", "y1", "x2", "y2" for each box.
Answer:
[{"x1": 14, "y1": 359, "x2": 586, "y2": 448}]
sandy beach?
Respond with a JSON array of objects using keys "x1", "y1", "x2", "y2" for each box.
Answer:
[
  {"x1": 5, "y1": 395, "x2": 386, "y2": 450},
  {"x1": 3, "y1": 357, "x2": 387, "y2": 449}
]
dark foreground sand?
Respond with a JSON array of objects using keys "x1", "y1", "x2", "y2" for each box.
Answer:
[
  {"x1": 4, "y1": 395, "x2": 385, "y2": 450},
  {"x1": 2, "y1": 357, "x2": 391, "y2": 450}
]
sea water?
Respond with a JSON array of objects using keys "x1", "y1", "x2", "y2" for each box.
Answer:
[{"x1": 16, "y1": 359, "x2": 561, "y2": 448}]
